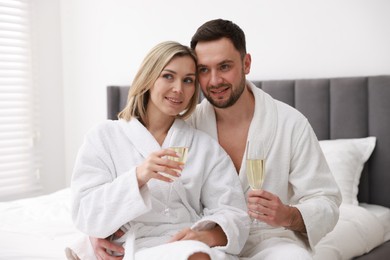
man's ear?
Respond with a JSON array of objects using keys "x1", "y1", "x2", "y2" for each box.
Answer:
[{"x1": 243, "y1": 53, "x2": 251, "y2": 75}]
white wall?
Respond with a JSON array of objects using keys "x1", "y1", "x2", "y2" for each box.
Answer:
[
  {"x1": 32, "y1": 0, "x2": 65, "y2": 194},
  {"x1": 34, "y1": 0, "x2": 390, "y2": 192}
]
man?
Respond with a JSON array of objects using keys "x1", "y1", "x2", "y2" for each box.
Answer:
[
  {"x1": 90, "y1": 19, "x2": 341, "y2": 259},
  {"x1": 188, "y1": 19, "x2": 341, "y2": 259}
]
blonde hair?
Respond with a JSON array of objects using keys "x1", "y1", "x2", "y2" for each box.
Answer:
[{"x1": 118, "y1": 41, "x2": 199, "y2": 122}]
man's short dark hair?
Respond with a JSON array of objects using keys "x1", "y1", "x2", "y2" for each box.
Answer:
[{"x1": 191, "y1": 19, "x2": 247, "y2": 58}]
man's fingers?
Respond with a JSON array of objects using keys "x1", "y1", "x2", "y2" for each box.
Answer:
[
  {"x1": 90, "y1": 236, "x2": 124, "y2": 260},
  {"x1": 104, "y1": 254, "x2": 124, "y2": 260},
  {"x1": 103, "y1": 240, "x2": 125, "y2": 255},
  {"x1": 94, "y1": 238, "x2": 124, "y2": 259},
  {"x1": 247, "y1": 189, "x2": 274, "y2": 199},
  {"x1": 97, "y1": 252, "x2": 124, "y2": 260},
  {"x1": 113, "y1": 229, "x2": 125, "y2": 238}
]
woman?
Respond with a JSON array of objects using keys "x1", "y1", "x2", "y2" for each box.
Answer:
[{"x1": 68, "y1": 41, "x2": 249, "y2": 260}]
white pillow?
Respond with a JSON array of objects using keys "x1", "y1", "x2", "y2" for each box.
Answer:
[{"x1": 319, "y1": 137, "x2": 376, "y2": 205}]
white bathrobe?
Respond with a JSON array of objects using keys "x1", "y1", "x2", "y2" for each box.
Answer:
[
  {"x1": 70, "y1": 119, "x2": 250, "y2": 259},
  {"x1": 187, "y1": 81, "x2": 342, "y2": 258}
]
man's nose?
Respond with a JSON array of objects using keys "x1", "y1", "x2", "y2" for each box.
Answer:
[{"x1": 209, "y1": 70, "x2": 223, "y2": 86}]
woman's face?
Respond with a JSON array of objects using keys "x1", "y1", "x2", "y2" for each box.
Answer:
[{"x1": 148, "y1": 55, "x2": 196, "y2": 118}]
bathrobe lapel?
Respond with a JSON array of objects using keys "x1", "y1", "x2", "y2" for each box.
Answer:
[
  {"x1": 239, "y1": 82, "x2": 278, "y2": 192},
  {"x1": 118, "y1": 118, "x2": 193, "y2": 154},
  {"x1": 118, "y1": 118, "x2": 161, "y2": 159},
  {"x1": 162, "y1": 119, "x2": 193, "y2": 149},
  {"x1": 193, "y1": 81, "x2": 278, "y2": 193}
]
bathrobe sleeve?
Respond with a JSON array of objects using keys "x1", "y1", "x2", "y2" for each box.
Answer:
[
  {"x1": 71, "y1": 123, "x2": 152, "y2": 238},
  {"x1": 190, "y1": 131, "x2": 250, "y2": 255},
  {"x1": 289, "y1": 118, "x2": 341, "y2": 248}
]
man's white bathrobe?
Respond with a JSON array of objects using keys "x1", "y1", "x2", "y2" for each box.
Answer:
[
  {"x1": 70, "y1": 119, "x2": 250, "y2": 259},
  {"x1": 187, "y1": 81, "x2": 342, "y2": 258}
]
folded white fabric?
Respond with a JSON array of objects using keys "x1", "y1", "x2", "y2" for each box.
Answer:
[
  {"x1": 360, "y1": 203, "x2": 390, "y2": 242},
  {"x1": 314, "y1": 204, "x2": 385, "y2": 260}
]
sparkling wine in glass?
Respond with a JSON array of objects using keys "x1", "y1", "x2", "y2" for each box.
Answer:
[
  {"x1": 246, "y1": 141, "x2": 265, "y2": 225},
  {"x1": 246, "y1": 159, "x2": 265, "y2": 190},
  {"x1": 163, "y1": 146, "x2": 188, "y2": 217}
]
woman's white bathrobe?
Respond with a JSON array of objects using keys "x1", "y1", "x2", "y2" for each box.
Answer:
[
  {"x1": 187, "y1": 81, "x2": 342, "y2": 257},
  {"x1": 70, "y1": 119, "x2": 250, "y2": 259}
]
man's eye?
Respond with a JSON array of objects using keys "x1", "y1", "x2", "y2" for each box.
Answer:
[
  {"x1": 220, "y1": 64, "x2": 230, "y2": 71},
  {"x1": 198, "y1": 67, "x2": 208, "y2": 74}
]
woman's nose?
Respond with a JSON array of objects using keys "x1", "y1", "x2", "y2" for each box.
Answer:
[{"x1": 172, "y1": 81, "x2": 183, "y2": 93}]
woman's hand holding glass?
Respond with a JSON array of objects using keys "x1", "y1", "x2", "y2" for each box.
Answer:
[{"x1": 135, "y1": 149, "x2": 183, "y2": 187}]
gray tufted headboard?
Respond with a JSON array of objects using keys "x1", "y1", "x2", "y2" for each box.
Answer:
[{"x1": 107, "y1": 75, "x2": 390, "y2": 209}]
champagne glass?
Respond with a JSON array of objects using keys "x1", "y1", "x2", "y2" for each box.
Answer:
[
  {"x1": 246, "y1": 140, "x2": 266, "y2": 225},
  {"x1": 162, "y1": 146, "x2": 188, "y2": 217}
]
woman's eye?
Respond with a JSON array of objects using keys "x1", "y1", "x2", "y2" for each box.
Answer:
[
  {"x1": 184, "y1": 77, "x2": 194, "y2": 84},
  {"x1": 162, "y1": 74, "x2": 173, "y2": 80}
]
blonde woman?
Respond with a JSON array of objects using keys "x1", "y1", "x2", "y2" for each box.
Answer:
[{"x1": 68, "y1": 41, "x2": 249, "y2": 260}]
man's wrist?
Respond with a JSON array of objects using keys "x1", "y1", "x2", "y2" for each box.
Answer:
[{"x1": 284, "y1": 205, "x2": 307, "y2": 233}]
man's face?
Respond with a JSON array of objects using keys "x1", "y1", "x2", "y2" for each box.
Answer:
[{"x1": 195, "y1": 37, "x2": 251, "y2": 108}]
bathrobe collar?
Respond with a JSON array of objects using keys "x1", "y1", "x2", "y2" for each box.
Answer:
[
  {"x1": 118, "y1": 118, "x2": 193, "y2": 159},
  {"x1": 197, "y1": 80, "x2": 278, "y2": 191}
]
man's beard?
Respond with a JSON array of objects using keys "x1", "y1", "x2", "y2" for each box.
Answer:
[{"x1": 204, "y1": 74, "x2": 246, "y2": 109}]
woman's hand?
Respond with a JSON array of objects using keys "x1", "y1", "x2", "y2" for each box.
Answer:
[{"x1": 136, "y1": 149, "x2": 183, "y2": 187}]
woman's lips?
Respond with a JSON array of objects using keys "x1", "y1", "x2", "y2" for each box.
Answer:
[{"x1": 166, "y1": 97, "x2": 183, "y2": 104}]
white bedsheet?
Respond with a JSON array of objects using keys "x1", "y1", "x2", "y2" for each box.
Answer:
[
  {"x1": 1, "y1": 188, "x2": 389, "y2": 260},
  {"x1": 0, "y1": 188, "x2": 82, "y2": 260}
]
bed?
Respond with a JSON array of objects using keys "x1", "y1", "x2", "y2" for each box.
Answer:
[
  {"x1": 0, "y1": 75, "x2": 389, "y2": 259},
  {"x1": 107, "y1": 75, "x2": 390, "y2": 260}
]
